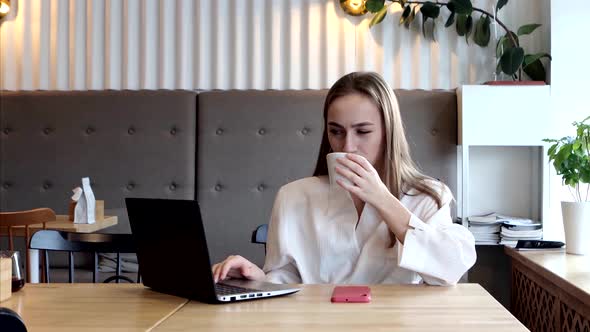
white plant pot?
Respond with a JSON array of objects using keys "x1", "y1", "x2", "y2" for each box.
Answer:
[{"x1": 561, "y1": 201, "x2": 590, "y2": 255}]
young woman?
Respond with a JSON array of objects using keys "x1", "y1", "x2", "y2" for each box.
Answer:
[{"x1": 212, "y1": 72, "x2": 476, "y2": 286}]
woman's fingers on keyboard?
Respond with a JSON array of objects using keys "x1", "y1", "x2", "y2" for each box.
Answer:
[
  {"x1": 220, "y1": 255, "x2": 249, "y2": 281},
  {"x1": 211, "y1": 263, "x2": 221, "y2": 283},
  {"x1": 213, "y1": 255, "x2": 259, "y2": 282},
  {"x1": 213, "y1": 260, "x2": 233, "y2": 283},
  {"x1": 213, "y1": 255, "x2": 266, "y2": 283}
]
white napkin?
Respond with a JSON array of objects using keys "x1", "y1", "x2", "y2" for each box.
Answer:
[{"x1": 72, "y1": 177, "x2": 96, "y2": 224}]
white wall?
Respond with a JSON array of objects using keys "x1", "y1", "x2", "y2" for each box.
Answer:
[
  {"x1": 544, "y1": 0, "x2": 590, "y2": 241},
  {"x1": 0, "y1": 0, "x2": 549, "y2": 90},
  {"x1": 469, "y1": 146, "x2": 543, "y2": 220}
]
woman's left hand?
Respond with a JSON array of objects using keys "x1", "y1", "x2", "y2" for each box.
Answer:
[{"x1": 335, "y1": 153, "x2": 390, "y2": 206}]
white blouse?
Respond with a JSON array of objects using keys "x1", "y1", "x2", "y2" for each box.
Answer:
[{"x1": 262, "y1": 176, "x2": 476, "y2": 286}]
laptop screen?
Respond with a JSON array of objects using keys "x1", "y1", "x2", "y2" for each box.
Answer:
[{"x1": 125, "y1": 198, "x2": 217, "y2": 301}]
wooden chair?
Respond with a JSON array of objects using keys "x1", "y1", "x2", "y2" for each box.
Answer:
[{"x1": 0, "y1": 208, "x2": 56, "y2": 282}]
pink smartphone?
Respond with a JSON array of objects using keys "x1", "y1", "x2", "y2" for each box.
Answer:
[{"x1": 330, "y1": 286, "x2": 371, "y2": 303}]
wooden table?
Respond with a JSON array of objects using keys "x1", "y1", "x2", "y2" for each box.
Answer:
[
  {"x1": 4, "y1": 215, "x2": 118, "y2": 283},
  {"x1": 155, "y1": 284, "x2": 526, "y2": 332},
  {"x1": 1, "y1": 284, "x2": 525, "y2": 332},
  {"x1": 5, "y1": 215, "x2": 119, "y2": 235},
  {"x1": 2, "y1": 284, "x2": 187, "y2": 332},
  {"x1": 506, "y1": 247, "x2": 590, "y2": 331}
]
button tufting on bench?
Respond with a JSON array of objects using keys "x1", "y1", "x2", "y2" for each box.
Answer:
[
  {"x1": 258, "y1": 128, "x2": 266, "y2": 135},
  {"x1": 214, "y1": 184, "x2": 222, "y2": 192},
  {"x1": 301, "y1": 128, "x2": 310, "y2": 135},
  {"x1": 86, "y1": 127, "x2": 95, "y2": 135},
  {"x1": 170, "y1": 127, "x2": 177, "y2": 135},
  {"x1": 126, "y1": 183, "x2": 135, "y2": 191},
  {"x1": 3, "y1": 182, "x2": 11, "y2": 189},
  {"x1": 43, "y1": 127, "x2": 53, "y2": 135},
  {"x1": 128, "y1": 127, "x2": 135, "y2": 135},
  {"x1": 216, "y1": 128, "x2": 224, "y2": 135},
  {"x1": 42, "y1": 181, "x2": 52, "y2": 190},
  {"x1": 3, "y1": 128, "x2": 11, "y2": 135},
  {"x1": 257, "y1": 184, "x2": 266, "y2": 192},
  {"x1": 169, "y1": 182, "x2": 177, "y2": 191},
  {"x1": 431, "y1": 129, "x2": 438, "y2": 136}
]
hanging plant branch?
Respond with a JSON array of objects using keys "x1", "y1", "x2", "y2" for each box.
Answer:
[{"x1": 359, "y1": 0, "x2": 551, "y2": 82}]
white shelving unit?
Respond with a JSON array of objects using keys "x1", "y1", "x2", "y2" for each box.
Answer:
[{"x1": 457, "y1": 85, "x2": 552, "y2": 228}]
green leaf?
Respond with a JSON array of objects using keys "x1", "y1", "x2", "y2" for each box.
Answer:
[
  {"x1": 523, "y1": 53, "x2": 552, "y2": 67},
  {"x1": 573, "y1": 141, "x2": 582, "y2": 150},
  {"x1": 366, "y1": 0, "x2": 385, "y2": 13},
  {"x1": 422, "y1": 17, "x2": 437, "y2": 41},
  {"x1": 567, "y1": 177, "x2": 576, "y2": 187},
  {"x1": 496, "y1": 61, "x2": 502, "y2": 75},
  {"x1": 420, "y1": 2, "x2": 440, "y2": 19},
  {"x1": 496, "y1": 36, "x2": 507, "y2": 58},
  {"x1": 432, "y1": 21, "x2": 437, "y2": 41},
  {"x1": 446, "y1": 2, "x2": 455, "y2": 13},
  {"x1": 547, "y1": 143, "x2": 558, "y2": 157},
  {"x1": 495, "y1": 31, "x2": 519, "y2": 58},
  {"x1": 500, "y1": 47, "x2": 524, "y2": 76},
  {"x1": 405, "y1": 5, "x2": 417, "y2": 28},
  {"x1": 464, "y1": 15, "x2": 473, "y2": 44},
  {"x1": 474, "y1": 15, "x2": 491, "y2": 47},
  {"x1": 445, "y1": 12, "x2": 455, "y2": 28},
  {"x1": 399, "y1": 5, "x2": 411, "y2": 25},
  {"x1": 517, "y1": 23, "x2": 542, "y2": 36},
  {"x1": 449, "y1": 0, "x2": 472, "y2": 15},
  {"x1": 369, "y1": 4, "x2": 388, "y2": 28},
  {"x1": 497, "y1": 0, "x2": 508, "y2": 11},
  {"x1": 558, "y1": 144, "x2": 573, "y2": 162},
  {"x1": 523, "y1": 59, "x2": 546, "y2": 82},
  {"x1": 456, "y1": 14, "x2": 468, "y2": 36}
]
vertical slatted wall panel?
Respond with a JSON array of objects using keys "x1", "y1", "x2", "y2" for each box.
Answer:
[{"x1": 0, "y1": 0, "x2": 549, "y2": 90}]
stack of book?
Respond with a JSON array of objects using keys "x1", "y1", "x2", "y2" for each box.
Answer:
[
  {"x1": 467, "y1": 213, "x2": 502, "y2": 245},
  {"x1": 499, "y1": 219, "x2": 543, "y2": 247},
  {"x1": 467, "y1": 213, "x2": 542, "y2": 246}
]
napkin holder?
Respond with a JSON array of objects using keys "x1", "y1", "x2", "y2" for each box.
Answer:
[
  {"x1": 0, "y1": 257, "x2": 11, "y2": 302},
  {"x1": 68, "y1": 200, "x2": 104, "y2": 221}
]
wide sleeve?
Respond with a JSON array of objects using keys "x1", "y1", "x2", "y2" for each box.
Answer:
[
  {"x1": 396, "y1": 184, "x2": 476, "y2": 286},
  {"x1": 262, "y1": 187, "x2": 302, "y2": 284}
]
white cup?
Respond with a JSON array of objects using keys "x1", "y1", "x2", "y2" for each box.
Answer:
[{"x1": 327, "y1": 152, "x2": 353, "y2": 188}]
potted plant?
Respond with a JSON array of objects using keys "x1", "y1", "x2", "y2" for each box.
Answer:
[
  {"x1": 543, "y1": 116, "x2": 590, "y2": 255},
  {"x1": 340, "y1": 0, "x2": 551, "y2": 83}
]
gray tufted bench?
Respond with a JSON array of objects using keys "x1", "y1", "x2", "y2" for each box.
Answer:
[{"x1": 0, "y1": 89, "x2": 457, "y2": 277}]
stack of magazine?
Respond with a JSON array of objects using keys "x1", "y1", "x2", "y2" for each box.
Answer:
[
  {"x1": 500, "y1": 219, "x2": 543, "y2": 247},
  {"x1": 468, "y1": 213, "x2": 503, "y2": 245},
  {"x1": 468, "y1": 213, "x2": 542, "y2": 246}
]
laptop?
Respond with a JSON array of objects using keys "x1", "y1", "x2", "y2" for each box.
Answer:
[{"x1": 125, "y1": 197, "x2": 300, "y2": 304}]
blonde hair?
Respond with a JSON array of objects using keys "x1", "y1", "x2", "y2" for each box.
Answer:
[{"x1": 313, "y1": 72, "x2": 443, "y2": 244}]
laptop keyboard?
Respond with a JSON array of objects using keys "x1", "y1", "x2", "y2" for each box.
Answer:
[{"x1": 215, "y1": 283, "x2": 259, "y2": 295}]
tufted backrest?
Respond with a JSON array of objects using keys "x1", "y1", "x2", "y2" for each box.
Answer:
[
  {"x1": 197, "y1": 90, "x2": 326, "y2": 265},
  {"x1": 0, "y1": 90, "x2": 197, "y2": 234},
  {"x1": 0, "y1": 89, "x2": 456, "y2": 268},
  {"x1": 197, "y1": 89, "x2": 457, "y2": 266}
]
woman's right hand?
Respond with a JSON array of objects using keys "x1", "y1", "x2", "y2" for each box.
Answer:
[{"x1": 211, "y1": 255, "x2": 266, "y2": 283}]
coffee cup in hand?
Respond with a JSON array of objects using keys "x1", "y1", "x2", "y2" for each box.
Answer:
[{"x1": 326, "y1": 152, "x2": 354, "y2": 188}]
